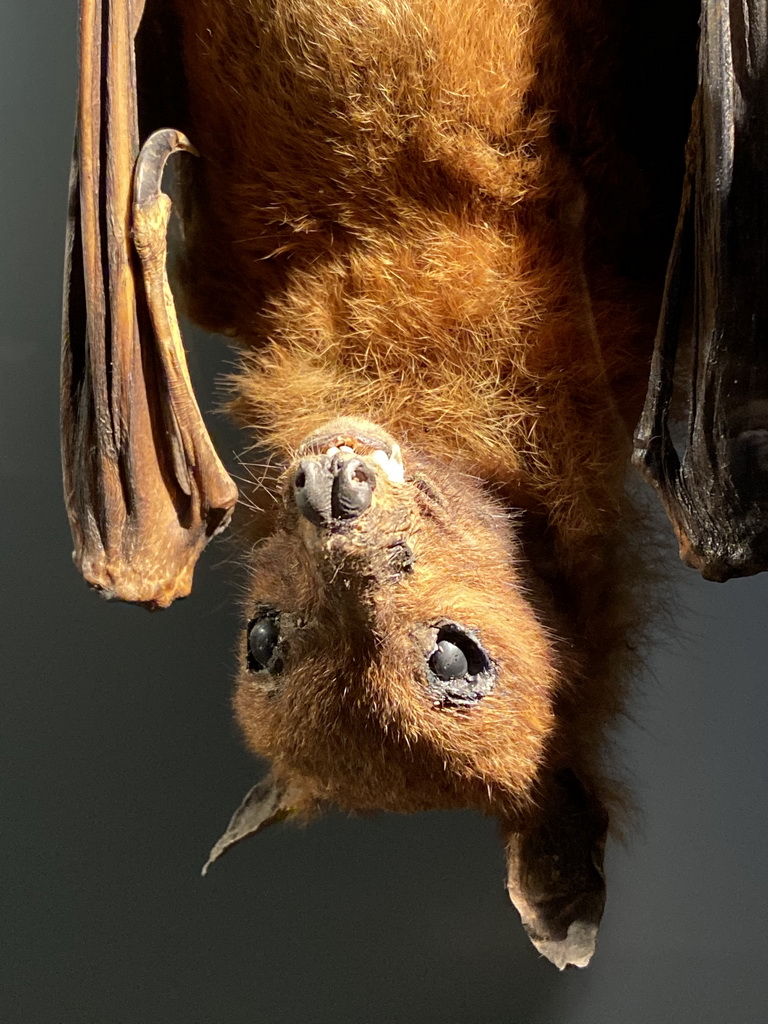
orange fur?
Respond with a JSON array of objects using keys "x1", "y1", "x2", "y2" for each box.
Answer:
[{"x1": 168, "y1": 0, "x2": 694, "y2": 964}]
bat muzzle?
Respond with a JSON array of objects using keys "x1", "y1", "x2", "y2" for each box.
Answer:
[{"x1": 293, "y1": 452, "x2": 377, "y2": 527}]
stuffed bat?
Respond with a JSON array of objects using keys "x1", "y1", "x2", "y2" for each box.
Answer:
[{"x1": 60, "y1": 0, "x2": 764, "y2": 968}]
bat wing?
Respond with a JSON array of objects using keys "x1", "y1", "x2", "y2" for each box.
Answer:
[
  {"x1": 61, "y1": 0, "x2": 237, "y2": 609},
  {"x1": 634, "y1": 0, "x2": 768, "y2": 581}
]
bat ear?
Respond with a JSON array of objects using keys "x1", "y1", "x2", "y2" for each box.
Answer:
[
  {"x1": 503, "y1": 770, "x2": 608, "y2": 970},
  {"x1": 202, "y1": 776, "x2": 304, "y2": 876}
]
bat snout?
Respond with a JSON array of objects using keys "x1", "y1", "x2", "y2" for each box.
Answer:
[{"x1": 293, "y1": 452, "x2": 376, "y2": 527}]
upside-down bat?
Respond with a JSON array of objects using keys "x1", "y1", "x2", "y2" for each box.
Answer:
[{"x1": 60, "y1": 0, "x2": 767, "y2": 969}]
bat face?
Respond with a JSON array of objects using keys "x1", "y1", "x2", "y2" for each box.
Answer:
[{"x1": 234, "y1": 418, "x2": 557, "y2": 815}]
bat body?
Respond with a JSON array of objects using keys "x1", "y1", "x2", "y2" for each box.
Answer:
[
  {"x1": 174, "y1": 0, "x2": 694, "y2": 969},
  {"x1": 63, "y1": 0, "x2": 730, "y2": 969}
]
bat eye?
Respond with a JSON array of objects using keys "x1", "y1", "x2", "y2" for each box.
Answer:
[
  {"x1": 425, "y1": 624, "x2": 495, "y2": 707},
  {"x1": 429, "y1": 639, "x2": 468, "y2": 680},
  {"x1": 247, "y1": 612, "x2": 282, "y2": 674}
]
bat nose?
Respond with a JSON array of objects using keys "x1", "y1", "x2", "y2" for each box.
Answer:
[{"x1": 293, "y1": 453, "x2": 376, "y2": 527}]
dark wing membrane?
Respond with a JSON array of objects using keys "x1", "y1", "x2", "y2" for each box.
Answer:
[
  {"x1": 61, "y1": 0, "x2": 237, "y2": 608},
  {"x1": 634, "y1": 0, "x2": 768, "y2": 581}
]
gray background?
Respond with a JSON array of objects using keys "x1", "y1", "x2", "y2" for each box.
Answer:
[{"x1": 2, "y1": 3, "x2": 767, "y2": 1022}]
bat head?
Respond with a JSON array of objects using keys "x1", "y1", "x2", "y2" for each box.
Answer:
[
  {"x1": 234, "y1": 417, "x2": 558, "y2": 815},
  {"x1": 223, "y1": 417, "x2": 608, "y2": 969}
]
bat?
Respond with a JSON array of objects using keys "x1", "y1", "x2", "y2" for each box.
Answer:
[{"x1": 61, "y1": 0, "x2": 765, "y2": 968}]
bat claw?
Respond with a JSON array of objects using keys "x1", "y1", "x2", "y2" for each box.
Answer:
[{"x1": 133, "y1": 127, "x2": 198, "y2": 207}]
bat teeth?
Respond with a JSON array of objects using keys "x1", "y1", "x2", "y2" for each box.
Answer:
[
  {"x1": 371, "y1": 445, "x2": 404, "y2": 484},
  {"x1": 316, "y1": 440, "x2": 404, "y2": 483}
]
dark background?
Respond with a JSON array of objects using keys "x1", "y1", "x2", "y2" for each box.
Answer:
[{"x1": 2, "y1": 3, "x2": 767, "y2": 1022}]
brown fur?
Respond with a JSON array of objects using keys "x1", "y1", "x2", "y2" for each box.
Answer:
[{"x1": 167, "y1": 0, "x2": 695, "y2": 963}]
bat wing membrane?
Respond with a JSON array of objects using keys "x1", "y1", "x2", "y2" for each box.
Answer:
[
  {"x1": 61, "y1": 0, "x2": 237, "y2": 608},
  {"x1": 634, "y1": 0, "x2": 768, "y2": 581}
]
